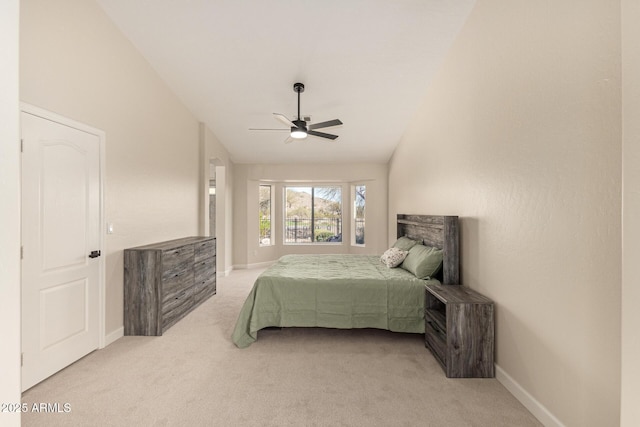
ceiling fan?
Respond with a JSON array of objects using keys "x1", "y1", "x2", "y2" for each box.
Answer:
[{"x1": 250, "y1": 82, "x2": 343, "y2": 143}]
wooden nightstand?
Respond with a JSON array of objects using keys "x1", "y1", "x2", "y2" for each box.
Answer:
[{"x1": 424, "y1": 283, "x2": 495, "y2": 378}]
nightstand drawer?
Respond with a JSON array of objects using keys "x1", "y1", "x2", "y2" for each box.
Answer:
[{"x1": 425, "y1": 321, "x2": 446, "y2": 365}]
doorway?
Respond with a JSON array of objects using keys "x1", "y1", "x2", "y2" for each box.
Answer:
[{"x1": 209, "y1": 177, "x2": 216, "y2": 237}]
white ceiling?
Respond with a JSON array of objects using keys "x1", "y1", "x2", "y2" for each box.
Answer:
[{"x1": 96, "y1": 0, "x2": 476, "y2": 164}]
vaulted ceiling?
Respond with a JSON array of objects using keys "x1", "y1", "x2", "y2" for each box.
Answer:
[{"x1": 96, "y1": 0, "x2": 476, "y2": 164}]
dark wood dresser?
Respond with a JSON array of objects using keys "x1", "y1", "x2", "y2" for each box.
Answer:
[
  {"x1": 424, "y1": 283, "x2": 494, "y2": 378},
  {"x1": 124, "y1": 236, "x2": 216, "y2": 336}
]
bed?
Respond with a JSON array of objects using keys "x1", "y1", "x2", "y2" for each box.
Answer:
[{"x1": 232, "y1": 215, "x2": 459, "y2": 348}]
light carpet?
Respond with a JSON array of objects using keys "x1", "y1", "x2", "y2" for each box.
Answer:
[{"x1": 22, "y1": 268, "x2": 541, "y2": 427}]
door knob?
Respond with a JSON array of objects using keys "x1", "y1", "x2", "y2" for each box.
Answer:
[{"x1": 89, "y1": 250, "x2": 101, "y2": 258}]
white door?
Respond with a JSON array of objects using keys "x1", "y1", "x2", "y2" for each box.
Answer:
[{"x1": 21, "y1": 110, "x2": 102, "y2": 391}]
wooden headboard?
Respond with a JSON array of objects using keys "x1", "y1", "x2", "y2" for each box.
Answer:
[{"x1": 397, "y1": 214, "x2": 459, "y2": 285}]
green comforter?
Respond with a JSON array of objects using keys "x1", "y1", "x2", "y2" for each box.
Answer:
[{"x1": 232, "y1": 254, "x2": 435, "y2": 348}]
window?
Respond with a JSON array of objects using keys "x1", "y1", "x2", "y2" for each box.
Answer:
[
  {"x1": 284, "y1": 186, "x2": 342, "y2": 243},
  {"x1": 353, "y1": 185, "x2": 366, "y2": 245},
  {"x1": 259, "y1": 184, "x2": 272, "y2": 246}
]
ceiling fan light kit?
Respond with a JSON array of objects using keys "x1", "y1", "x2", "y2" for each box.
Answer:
[
  {"x1": 291, "y1": 128, "x2": 307, "y2": 139},
  {"x1": 291, "y1": 127, "x2": 308, "y2": 139},
  {"x1": 251, "y1": 82, "x2": 342, "y2": 143}
]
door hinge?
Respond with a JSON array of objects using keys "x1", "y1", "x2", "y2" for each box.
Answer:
[
  {"x1": 20, "y1": 139, "x2": 23, "y2": 153},
  {"x1": 21, "y1": 353, "x2": 24, "y2": 367},
  {"x1": 21, "y1": 246, "x2": 23, "y2": 260}
]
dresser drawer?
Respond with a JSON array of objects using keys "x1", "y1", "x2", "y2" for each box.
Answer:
[
  {"x1": 162, "y1": 245, "x2": 194, "y2": 279},
  {"x1": 162, "y1": 267, "x2": 193, "y2": 302},
  {"x1": 193, "y1": 275, "x2": 216, "y2": 303},
  {"x1": 162, "y1": 288, "x2": 194, "y2": 330},
  {"x1": 193, "y1": 256, "x2": 216, "y2": 305},
  {"x1": 194, "y1": 257, "x2": 215, "y2": 283},
  {"x1": 194, "y1": 239, "x2": 215, "y2": 262}
]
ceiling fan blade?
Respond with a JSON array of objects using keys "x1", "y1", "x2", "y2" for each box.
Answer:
[
  {"x1": 273, "y1": 113, "x2": 297, "y2": 128},
  {"x1": 284, "y1": 136, "x2": 294, "y2": 144},
  {"x1": 308, "y1": 119, "x2": 343, "y2": 130},
  {"x1": 307, "y1": 130, "x2": 338, "y2": 140},
  {"x1": 248, "y1": 128, "x2": 289, "y2": 131}
]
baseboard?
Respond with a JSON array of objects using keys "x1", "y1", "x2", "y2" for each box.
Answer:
[
  {"x1": 233, "y1": 261, "x2": 275, "y2": 270},
  {"x1": 219, "y1": 267, "x2": 233, "y2": 277},
  {"x1": 495, "y1": 364, "x2": 566, "y2": 427},
  {"x1": 103, "y1": 326, "x2": 124, "y2": 348}
]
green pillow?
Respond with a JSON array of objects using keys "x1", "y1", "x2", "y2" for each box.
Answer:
[
  {"x1": 392, "y1": 236, "x2": 420, "y2": 251},
  {"x1": 401, "y1": 244, "x2": 443, "y2": 279}
]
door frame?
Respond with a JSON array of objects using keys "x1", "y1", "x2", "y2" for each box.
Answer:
[{"x1": 20, "y1": 102, "x2": 107, "y2": 350}]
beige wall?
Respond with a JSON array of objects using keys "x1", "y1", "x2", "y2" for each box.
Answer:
[
  {"x1": 388, "y1": 1, "x2": 621, "y2": 426},
  {"x1": 20, "y1": 0, "x2": 202, "y2": 336},
  {"x1": 621, "y1": 0, "x2": 640, "y2": 425},
  {"x1": 0, "y1": 0, "x2": 21, "y2": 425},
  {"x1": 233, "y1": 163, "x2": 388, "y2": 267}
]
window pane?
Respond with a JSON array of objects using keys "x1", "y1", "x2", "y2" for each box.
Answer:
[
  {"x1": 314, "y1": 187, "x2": 342, "y2": 242},
  {"x1": 285, "y1": 187, "x2": 312, "y2": 243},
  {"x1": 259, "y1": 185, "x2": 271, "y2": 246},
  {"x1": 284, "y1": 186, "x2": 342, "y2": 244},
  {"x1": 354, "y1": 185, "x2": 365, "y2": 245}
]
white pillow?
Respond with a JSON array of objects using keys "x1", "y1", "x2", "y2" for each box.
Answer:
[{"x1": 380, "y1": 247, "x2": 409, "y2": 268}]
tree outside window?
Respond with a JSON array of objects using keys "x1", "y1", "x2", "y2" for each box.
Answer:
[{"x1": 353, "y1": 185, "x2": 365, "y2": 245}]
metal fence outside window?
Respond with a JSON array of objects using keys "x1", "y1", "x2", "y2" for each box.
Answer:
[{"x1": 285, "y1": 217, "x2": 342, "y2": 243}]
